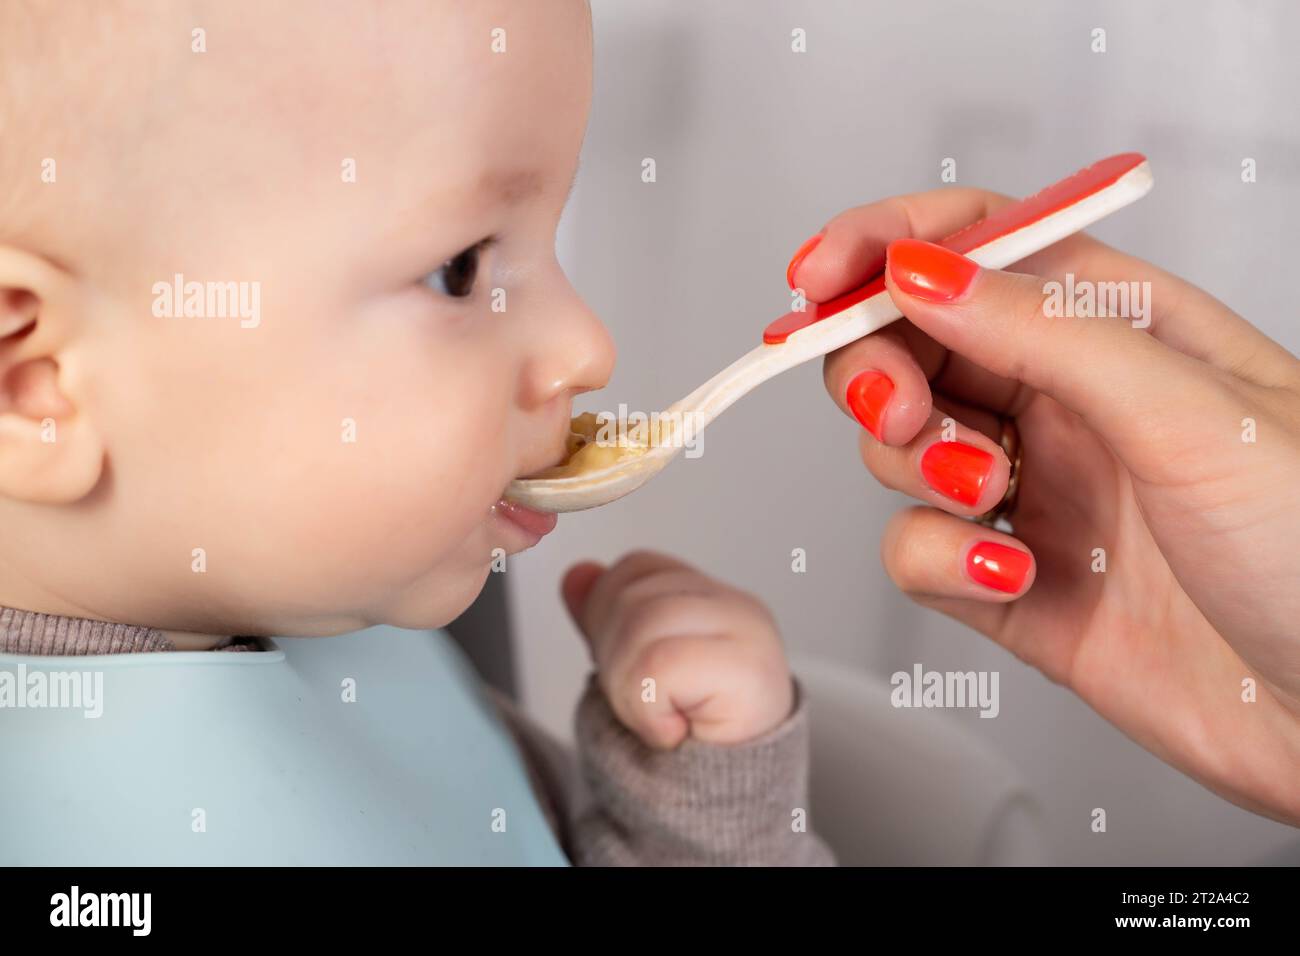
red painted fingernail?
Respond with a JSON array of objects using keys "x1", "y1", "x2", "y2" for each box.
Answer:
[
  {"x1": 786, "y1": 232, "x2": 824, "y2": 290},
  {"x1": 845, "y1": 370, "x2": 894, "y2": 441},
  {"x1": 887, "y1": 238, "x2": 980, "y2": 302},
  {"x1": 966, "y1": 541, "x2": 1032, "y2": 593},
  {"x1": 920, "y1": 441, "x2": 994, "y2": 506}
]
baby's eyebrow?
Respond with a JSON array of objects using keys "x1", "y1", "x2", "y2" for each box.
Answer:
[
  {"x1": 478, "y1": 163, "x2": 580, "y2": 206},
  {"x1": 479, "y1": 167, "x2": 546, "y2": 205},
  {"x1": 389, "y1": 163, "x2": 582, "y2": 251}
]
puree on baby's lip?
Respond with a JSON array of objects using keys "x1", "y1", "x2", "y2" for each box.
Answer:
[{"x1": 534, "y1": 412, "x2": 658, "y2": 479}]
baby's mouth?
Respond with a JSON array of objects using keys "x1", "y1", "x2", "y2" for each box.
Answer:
[
  {"x1": 491, "y1": 497, "x2": 558, "y2": 538},
  {"x1": 493, "y1": 449, "x2": 568, "y2": 538}
]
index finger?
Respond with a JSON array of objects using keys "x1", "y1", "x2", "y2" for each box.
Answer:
[
  {"x1": 797, "y1": 185, "x2": 1295, "y2": 391},
  {"x1": 788, "y1": 188, "x2": 1012, "y2": 303}
]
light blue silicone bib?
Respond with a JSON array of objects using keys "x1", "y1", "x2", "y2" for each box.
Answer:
[{"x1": 0, "y1": 626, "x2": 568, "y2": 865}]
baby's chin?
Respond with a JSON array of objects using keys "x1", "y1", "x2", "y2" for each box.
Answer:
[
  {"x1": 283, "y1": 504, "x2": 543, "y2": 634},
  {"x1": 370, "y1": 516, "x2": 527, "y2": 631},
  {"x1": 369, "y1": 559, "x2": 494, "y2": 632}
]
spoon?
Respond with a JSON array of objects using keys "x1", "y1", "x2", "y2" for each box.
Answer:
[{"x1": 507, "y1": 152, "x2": 1154, "y2": 513}]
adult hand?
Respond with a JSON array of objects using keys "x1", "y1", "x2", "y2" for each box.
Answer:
[{"x1": 789, "y1": 188, "x2": 1300, "y2": 825}]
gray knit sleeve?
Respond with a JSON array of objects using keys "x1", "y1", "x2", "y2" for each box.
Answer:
[{"x1": 569, "y1": 674, "x2": 836, "y2": 866}]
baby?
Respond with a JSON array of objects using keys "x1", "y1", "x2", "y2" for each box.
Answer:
[{"x1": 0, "y1": 0, "x2": 832, "y2": 865}]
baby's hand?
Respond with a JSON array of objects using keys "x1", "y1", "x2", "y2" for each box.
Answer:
[{"x1": 561, "y1": 551, "x2": 795, "y2": 749}]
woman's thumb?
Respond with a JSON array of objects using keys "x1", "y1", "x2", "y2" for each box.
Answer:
[{"x1": 884, "y1": 238, "x2": 1215, "y2": 482}]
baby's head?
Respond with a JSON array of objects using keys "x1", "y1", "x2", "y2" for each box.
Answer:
[{"x1": 0, "y1": 0, "x2": 610, "y2": 638}]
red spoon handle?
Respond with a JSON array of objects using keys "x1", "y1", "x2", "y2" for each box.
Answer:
[{"x1": 765, "y1": 152, "x2": 1150, "y2": 345}]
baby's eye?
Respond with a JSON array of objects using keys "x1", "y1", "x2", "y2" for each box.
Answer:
[{"x1": 424, "y1": 239, "x2": 493, "y2": 298}]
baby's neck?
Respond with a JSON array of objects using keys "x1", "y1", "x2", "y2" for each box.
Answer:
[{"x1": 159, "y1": 629, "x2": 232, "y2": 651}]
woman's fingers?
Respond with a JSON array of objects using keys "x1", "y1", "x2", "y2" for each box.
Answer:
[
  {"x1": 858, "y1": 400, "x2": 1010, "y2": 516},
  {"x1": 1018, "y1": 233, "x2": 1297, "y2": 387},
  {"x1": 883, "y1": 239, "x2": 1242, "y2": 486},
  {"x1": 800, "y1": 188, "x2": 1011, "y2": 438},
  {"x1": 826, "y1": 317, "x2": 1039, "y2": 446},
  {"x1": 799, "y1": 187, "x2": 1295, "y2": 401},
  {"x1": 788, "y1": 188, "x2": 1009, "y2": 303},
  {"x1": 823, "y1": 324, "x2": 936, "y2": 445},
  {"x1": 879, "y1": 506, "x2": 1036, "y2": 633}
]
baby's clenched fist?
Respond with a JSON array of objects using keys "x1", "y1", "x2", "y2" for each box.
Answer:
[{"x1": 561, "y1": 550, "x2": 795, "y2": 749}]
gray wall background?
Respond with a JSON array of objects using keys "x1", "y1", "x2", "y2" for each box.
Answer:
[{"x1": 505, "y1": 0, "x2": 1300, "y2": 864}]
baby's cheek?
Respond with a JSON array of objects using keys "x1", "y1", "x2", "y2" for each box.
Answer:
[
  {"x1": 268, "y1": 421, "x2": 497, "y2": 596},
  {"x1": 117, "y1": 294, "x2": 512, "y2": 619},
  {"x1": 263, "y1": 356, "x2": 512, "y2": 600}
]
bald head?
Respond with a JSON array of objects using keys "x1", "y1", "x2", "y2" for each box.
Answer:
[
  {"x1": 1, "y1": 0, "x2": 551, "y2": 288},
  {"x1": 0, "y1": 0, "x2": 603, "y2": 639}
]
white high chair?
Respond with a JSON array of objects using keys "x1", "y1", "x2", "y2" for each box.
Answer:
[{"x1": 794, "y1": 657, "x2": 1048, "y2": 865}]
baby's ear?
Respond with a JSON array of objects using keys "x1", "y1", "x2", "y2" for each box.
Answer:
[{"x1": 0, "y1": 246, "x2": 105, "y2": 503}]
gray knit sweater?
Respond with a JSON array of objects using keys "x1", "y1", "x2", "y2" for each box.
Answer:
[{"x1": 0, "y1": 604, "x2": 834, "y2": 866}]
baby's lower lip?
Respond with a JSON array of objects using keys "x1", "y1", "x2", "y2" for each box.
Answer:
[{"x1": 493, "y1": 498, "x2": 558, "y2": 538}]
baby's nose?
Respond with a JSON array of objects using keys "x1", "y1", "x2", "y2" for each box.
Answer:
[{"x1": 518, "y1": 294, "x2": 615, "y2": 409}]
